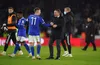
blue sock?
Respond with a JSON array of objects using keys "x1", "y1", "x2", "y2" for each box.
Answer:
[
  {"x1": 14, "y1": 43, "x2": 20, "y2": 54},
  {"x1": 30, "y1": 46, "x2": 34, "y2": 56},
  {"x1": 37, "y1": 44, "x2": 41, "y2": 55},
  {"x1": 29, "y1": 47, "x2": 31, "y2": 54},
  {"x1": 24, "y1": 43, "x2": 30, "y2": 53}
]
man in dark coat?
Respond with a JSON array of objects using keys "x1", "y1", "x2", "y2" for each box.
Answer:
[
  {"x1": 61, "y1": 7, "x2": 74, "y2": 57},
  {"x1": 46, "y1": 9, "x2": 64, "y2": 60},
  {"x1": 82, "y1": 17, "x2": 97, "y2": 51}
]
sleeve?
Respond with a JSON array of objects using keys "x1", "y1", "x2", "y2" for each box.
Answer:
[
  {"x1": 40, "y1": 17, "x2": 51, "y2": 27},
  {"x1": 90, "y1": 23, "x2": 95, "y2": 35},
  {"x1": 15, "y1": 23, "x2": 18, "y2": 28},
  {"x1": 64, "y1": 15, "x2": 72, "y2": 24},
  {"x1": 12, "y1": 16, "x2": 17, "y2": 23}
]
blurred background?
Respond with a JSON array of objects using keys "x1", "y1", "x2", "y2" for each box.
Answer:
[{"x1": 0, "y1": 0, "x2": 100, "y2": 38}]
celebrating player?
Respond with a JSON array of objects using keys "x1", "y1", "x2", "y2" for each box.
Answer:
[
  {"x1": 9, "y1": 12, "x2": 31, "y2": 57},
  {"x1": 27, "y1": 7, "x2": 50, "y2": 60}
]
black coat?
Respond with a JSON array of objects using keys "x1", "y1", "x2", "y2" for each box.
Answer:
[
  {"x1": 50, "y1": 16, "x2": 64, "y2": 39},
  {"x1": 85, "y1": 21, "x2": 95, "y2": 42},
  {"x1": 64, "y1": 12, "x2": 74, "y2": 34}
]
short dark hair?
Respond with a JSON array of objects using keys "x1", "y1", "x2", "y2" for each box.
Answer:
[
  {"x1": 17, "y1": 11, "x2": 23, "y2": 16},
  {"x1": 17, "y1": 11, "x2": 23, "y2": 14},
  {"x1": 34, "y1": 7, "x2": 41, "y2": 12},
  {"x1": 8, "y1": 7, "x2": 14, "y2": 10},
  {"x1": 54, "y1": 9, "x2": 62, "y2": 14}
]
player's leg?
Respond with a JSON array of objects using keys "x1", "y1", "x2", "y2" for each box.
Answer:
[
  {"x1": 0, "y1": 33, "x2": 11, "y2": 56},
  {"x1": 61, "y1": 39, "x2": 68, "y2": 56},
  {"x1": 9, "y1": 36, "x2": 31, "y2": 57},
  {"x1": 11, "y1": 31, "x2": 23, "y2": 55},
  {"x1": 22, "y1": 37, "x2": 31, "y2": 54},
  {"x1": 65, "y1": 33, "x2": 73, "y2": 57},
  {"x1": 24, "y1": 43, "x2": 31, "y2": 53},
  {"x1": 9, "y1": 36, "x2": 21, "y2": 57},
  {"x1": 15, "y1": 37, "x2": 31, "y2": 57},
  {"x1": 9, "y1": 42, "x2": 20, "y2": 57},
  {"x1": 36, "y1": 36, "x2": 41, "y2": 59},
  {"x1": 29, "y1": 35, "x2": 35, "y2": 60},
  {"x1": 24, "y1": 41, "x2": 32, "y2": 57},
  {"x1": 55, "y1": 39, "x2": 61, "y2": 60},
  {"x1": 82, "y1": 41, "x2": 90, "y2": 51},
  {"x1": 91, "y1": 40, "x2": 97, "y2": 51},
  {"x1": 46, "y1": 38, "x2": 55, "y2": 59}
]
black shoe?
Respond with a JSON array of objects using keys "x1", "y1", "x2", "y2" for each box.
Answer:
[
  {"x1": 93, "y1": 49, "x2": 97, "y2": 51},
  {"x1": 36, "y1": 55, "x2": 42, "y2": 60},
  {"x1": 46, "y1": 57, "x2": 54, "y2": 60},
  {"x1": 37, "y1": 57, "x2": 42, "y2": 60},
  {"x1": 82, "y1": 48, "x2": 86, "y2": 51},
  {"x1": 55, "y1": 57, "x2": 60, "y2": 60}
]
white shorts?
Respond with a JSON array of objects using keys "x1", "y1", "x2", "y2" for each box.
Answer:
[
  {"x1": 17, "y1": 36, "x2": 26, "y2": 42},
  {"x1": 28, "y1": 35, "x2": 40, "y2": 43}
]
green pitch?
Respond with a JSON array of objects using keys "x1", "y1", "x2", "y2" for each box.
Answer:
[{"x1": 0, "y1": 46, "x2": 100, "y2": 65}]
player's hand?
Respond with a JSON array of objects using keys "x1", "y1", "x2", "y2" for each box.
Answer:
[
  {"x1": 1, "y1": 23, "x2": 8, "y2": 32},
  {"x1": 1, "y1": 26, "x2": 3, "y2": 30},
  {"x1": 3, "y1": 23, "x2": 6, "y2": 27},
  {"x1": 1, "y1": 23, "x2": 6, "y2": 30},
  {"x1": 53, "y1": 25, "x2": 57, "y2": 28},
  {"x1": 50, "y1": 22, "x2": 54, "y2": 26},
  {"x1": 4, "y1": 27, "x2": 8, "y2": 31}
]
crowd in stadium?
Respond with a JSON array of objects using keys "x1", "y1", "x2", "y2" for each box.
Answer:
[{"x1": 0, "y1": 0, "x2": 100, "y2": 37}]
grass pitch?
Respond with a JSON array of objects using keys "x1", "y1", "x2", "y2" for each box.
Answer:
[{"x1": 0, "y1": 46, "x2": 100, "y2": 65}]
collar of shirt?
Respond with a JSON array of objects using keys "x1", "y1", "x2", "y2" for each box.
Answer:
[{"x1": 56, "y1": 16, "x2": 60, "y2": 18}]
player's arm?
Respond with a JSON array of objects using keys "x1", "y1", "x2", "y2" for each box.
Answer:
[
  {"x1": 24, "y1": 19, "x2": 28, "y2": 29},
  {"x1": 25, "y1": 18, "x2": 29, "y2": 27},
  {"x1": 15, "y1": 23, "x2": 18, "y2": 28},
  {"x1": 25, "y1": 18, "x2": 29, "y2": 25},
  {"x1": 40, "y1": 18, "x2": 51, "y2": 27}
]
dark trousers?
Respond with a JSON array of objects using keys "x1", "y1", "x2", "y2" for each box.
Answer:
[
  {"x1": 4, "y1": 31, "x2": 21, "y2": 51},
  {"x1": 49, "y1": 38, "x2": 61, "y2": 57},
  {"x1": 83, "y1": 40, "x2": 96, "y2": 50},
  {"x1": 61, "y1": 33, "x2": 72, "y2": 54},
  {"x1": 61, "y1": 39, "x2": 67, "y2": 51}
]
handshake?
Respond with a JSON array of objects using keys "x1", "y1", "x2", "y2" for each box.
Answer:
[
  {"x1": 1, "y1": 23, "x2": 8, "y2": 32},
  {"x1": 50, "y1": 22, "x2": 57, "y2": 28}
]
